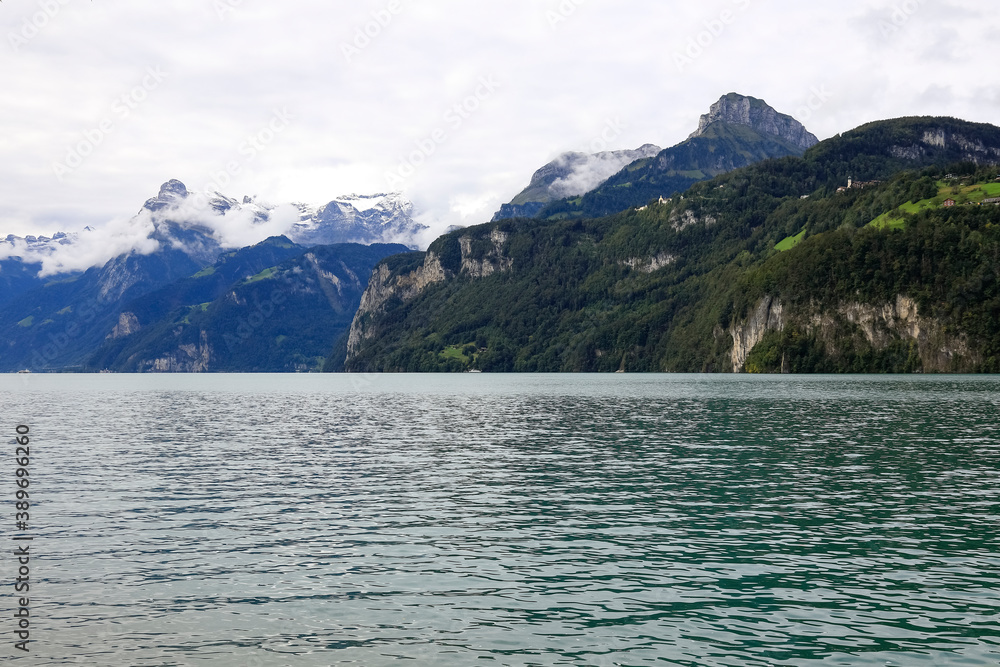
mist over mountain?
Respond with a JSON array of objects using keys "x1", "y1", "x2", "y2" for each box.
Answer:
[
  {"x1": 535, "y1": 93, "x2": 819, "y2": 219},
  {"x1": 0, "y1": 180, "x2": 424, "y2": 282},
  {"x1": 492, "y1": 145, "x2": 662, "y2": 221},
  {"x1": 0, "y1": 179, "x2": 423, "y2": 371}
]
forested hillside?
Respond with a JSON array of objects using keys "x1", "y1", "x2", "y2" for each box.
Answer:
[{"x1": 341, "y1": 116, "x2": 1000, "y2": 374}]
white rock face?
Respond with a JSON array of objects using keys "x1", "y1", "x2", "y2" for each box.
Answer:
[
  {"x1": 108, "y1": 312, "x2": 141, "y2": 340},
  {"x1": 622, "y1": 252, "x2": 676, "y2": 273},
  {"x1": 345, "y1": 224, "x2": 516, "y2": 363},
  {"x1": 730, "y1": 296, "x2": 785, "y2": 372},
  {"x1": 459, "y1": 229, "x2": 513, "y2": 278}
]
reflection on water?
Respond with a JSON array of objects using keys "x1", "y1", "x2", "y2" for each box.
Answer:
[{"x1": 3, "y1": 374, "x2": 999, "y2": 665}]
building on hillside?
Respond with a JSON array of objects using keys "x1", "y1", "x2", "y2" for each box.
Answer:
[
  {"x1": 981, "y1": 197, "x2": 1000, "y2": 205},
  {"x1": 838, "y1": 177, "x2": 882, "y2": 193},
  {"x1": 943, "y1": 198, "x2": 957, "y2": 207}
]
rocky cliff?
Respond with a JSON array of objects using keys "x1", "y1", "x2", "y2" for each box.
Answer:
[
  {"x1": 346, "y1": 226, "x2": 515, "y2": 362},
  {"x1": 730, "y1": 296, "x2": 785, "y2": 372},
  {"x1": 731, "y1": 295, "x2": 982, "y2": 373},
  {"x1": 690, "y1": 93, "x2": 819, "y2": 150}
]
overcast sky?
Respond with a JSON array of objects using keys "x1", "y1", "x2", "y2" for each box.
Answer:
[{"x1": 1, "y1": 0, "x2": 997, "y2": 240}]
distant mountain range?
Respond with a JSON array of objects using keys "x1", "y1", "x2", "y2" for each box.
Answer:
[
  {"x1": 2, "y1": 180, "x2": 421, "y2": 295},
  {"x1": 0, "y1": 181, "x2": 419, "y2": 371},
  {"x1": 493, "y1": 93, "x2": 818, "y2": 221}
]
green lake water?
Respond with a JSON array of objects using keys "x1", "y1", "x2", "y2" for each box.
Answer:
[{"x1": 2, "y1": 374, "x2": 998, "y2": 665}]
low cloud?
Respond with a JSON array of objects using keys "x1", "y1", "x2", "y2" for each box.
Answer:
[
  {"x1": 1, "y1": 212, "x2": 160, "y2": 277},
  {"x1": 0, "y1": 190, "x2": 303, "y2": 277},
  {"x1": 549, "y1": 152, "x2": 641, "y2": 200}
]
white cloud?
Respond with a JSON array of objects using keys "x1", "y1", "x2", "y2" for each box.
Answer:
[
  {"x1": 0, "y1": 212, "x2": 160, "y2": 277},
  {"x1": 0, "y1": 1, "x2": 996, "y2": 243}
]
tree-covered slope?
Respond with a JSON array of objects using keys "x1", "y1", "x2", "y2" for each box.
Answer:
[
  {"x1": 341, "y1": 116, "x2": 1000, "y2": 374},
  {"x1": 89, "y1": 243, "x2": 411, "y2": 372},
  {"x1": 538, "y1": 121, "x2": 809, "y2": 220}
]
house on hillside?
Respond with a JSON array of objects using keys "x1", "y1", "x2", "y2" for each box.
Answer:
[
  {"x1": 943, "y1": 198, "x2": 956, "y2": 207},
  {"x1": 838, "y1": 177, "x2": 881, "y2": 193}
]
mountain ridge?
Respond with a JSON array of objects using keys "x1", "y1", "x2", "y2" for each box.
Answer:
[
  {"x1": 341, "y1": 115, "x2": 1000, "y2": 374},
  {"x1": 689, "y1": 92, "x2": 819, "y2": 150},
  {"x1": 505, "y1": 93, "x2": 819, "y2": 222}
]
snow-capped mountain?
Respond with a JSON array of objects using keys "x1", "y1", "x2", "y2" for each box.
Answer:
[
  {"x1": 0, "y1": 179, "x2": 424, "y2": 371},
  {"x1": 143, "y1": 182, "x2": 423, "y2": 249},
  {"x1": 286, "y1": 193, "x2": 422, "y2": 247},
  {"x1": 0, "y1": 181, "x2": 424, "y2": 287}
]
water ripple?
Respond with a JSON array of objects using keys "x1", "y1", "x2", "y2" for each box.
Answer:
[{"x1": 1, "y1": 374, "x2": 998, "y2": 665}]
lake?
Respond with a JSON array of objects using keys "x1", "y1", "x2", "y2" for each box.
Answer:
[{"x1": 2, "y1": 374, "x2": 999, "y2": 665}]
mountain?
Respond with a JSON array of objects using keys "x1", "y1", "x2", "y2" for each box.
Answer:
[
  {"x1": 0, "y1": 178, "x2": 423, "y2": 371},
  {"x1": 0, "y1": 181, "x2": 424, "y2": 300},
  {"x1": 340, "y1": 116, "x2": 1000, "y2": 374},
  {"x1": 492, "y1": 145, "x2": 661, "y2": 221},
  {"x1": 0, "y1": 231, "x2": 86, "y2": 306},
  {"x1": 143, "y1": 180, "x2": 424, "y2": 249},
  {"x1": 288, "y1": 193, "x2": 422, "y2": 246},
  {"x1": 689, "y1": 92, "x2": 818, "y2": 149},
  {"x1": 0, "y1": 246, "x2": 210, "y2": 370},
  {"x1": 537, "y1": 94, "x2": 819, "y2": 219},
  {"x1": 93, "y1": 235, "x2": 312, "y2": 335},
  {"x1": 88, "y1": 240, "x2": 411, "y2": 373}
]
